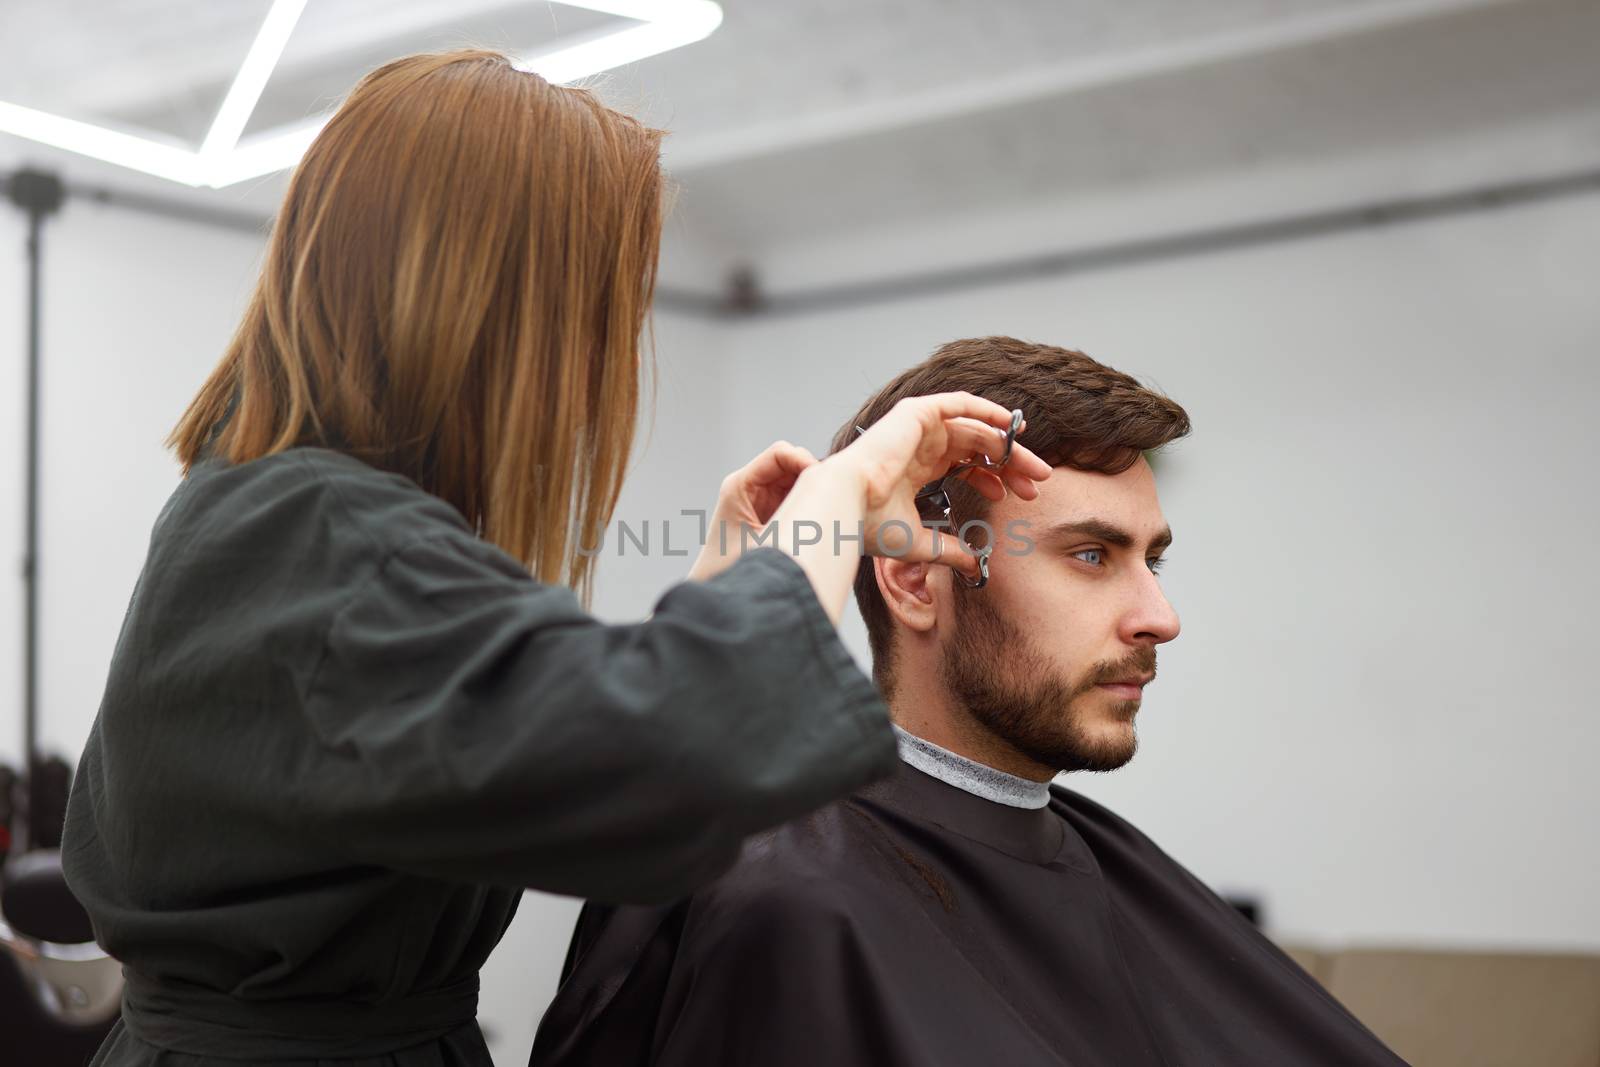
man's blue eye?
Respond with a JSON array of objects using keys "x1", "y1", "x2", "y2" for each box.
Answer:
[{"x1": 1072, "y1": 549, "x2": 1167, "y2": 572}]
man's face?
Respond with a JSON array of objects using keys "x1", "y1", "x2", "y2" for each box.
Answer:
[{"x1": 938, "y1": 458, "x2": 1180, "y2": 774}]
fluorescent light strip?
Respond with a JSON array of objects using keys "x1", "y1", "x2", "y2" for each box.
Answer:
[
  {"x1": 0, "y1": 98, "x2": 198, "y2": 185},
  {"x1": 203, "y1": 115, "x2": 325, "y2": 189},
  {"x1": 199, "y1": 0, "x2": 311, "y2": 163},
  {"x1": 516, "y1": 2, "x2": 724, "y2": 85},
  {"x1": 0, "y1": 0, "x2": 723, "y2": 189}
]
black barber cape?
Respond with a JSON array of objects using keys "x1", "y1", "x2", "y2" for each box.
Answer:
[
  {"x1": 531, "y1": 758, "x2": 1409, "y2": 1066},
  {"x1": 61, "y1": 446, "x2": 898, "y2": 1066}
]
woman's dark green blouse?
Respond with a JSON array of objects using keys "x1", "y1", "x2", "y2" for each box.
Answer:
[{"x1": 60, "y1": 446, "x2": 898, "y2": 1065}]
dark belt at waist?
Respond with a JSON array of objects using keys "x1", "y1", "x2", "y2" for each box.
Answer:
[{"x1": 120, "y1": 968, "x2": 481, "y2": 1058}]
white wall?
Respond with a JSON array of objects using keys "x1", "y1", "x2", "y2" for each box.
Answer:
[
  {"x1": 720, "y1": 190, "x2": 1600, "y2": 955},
  {"x1": 31, "y1": 204, "x2": 270, "y2": 767},
  {"x1": 3, "y1": 151, "x2": 1596, "y2": 1065},
  {"x1": 0, "y1": 191, "x2": 266, "y2": 772}
]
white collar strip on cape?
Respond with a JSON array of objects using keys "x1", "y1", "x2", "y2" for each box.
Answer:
[{"x1": 892, "y1": 724, "x2": 1052, "y2": 810}]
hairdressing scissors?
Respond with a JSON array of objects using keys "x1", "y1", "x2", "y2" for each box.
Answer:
[{"x1": 853, "y1": 407, "x2": 1024, "y2": 589}]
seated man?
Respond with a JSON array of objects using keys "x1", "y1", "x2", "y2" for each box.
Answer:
[{"x1": 530, "y1": 336, "x2": 1405, "y2": 1066}]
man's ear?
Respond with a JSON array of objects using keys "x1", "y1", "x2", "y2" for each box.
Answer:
[{"x1": 874, "y1": 556, "x2": 941, "y2": 634}]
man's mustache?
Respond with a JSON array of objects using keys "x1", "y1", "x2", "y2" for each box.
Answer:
[{"x1": 1084, "y1": 647, "x2": 1157, "y2": 688}]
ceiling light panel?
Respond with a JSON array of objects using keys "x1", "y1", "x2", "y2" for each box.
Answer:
[{"x1": 0, "y1": 0, "x2": 723, "y2": 187}]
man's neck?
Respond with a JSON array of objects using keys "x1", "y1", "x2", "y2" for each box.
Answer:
[
  {"x1": 891, "y1": 707, "x2": 1057, "y2": 783},
  {"x1": 890, "y1": 724, "x2": 1054, "y2": 810}
]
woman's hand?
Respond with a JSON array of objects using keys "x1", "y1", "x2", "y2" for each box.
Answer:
[
  {"x1": 823, "y1": 392, "x2": 1052, "y2": 581},
  {"x1": 686, "y1": 393, "x2": 1051, "y2": 622},
  {"x1": 688, "y1": 440, "x2": 820, "y2": 582}
]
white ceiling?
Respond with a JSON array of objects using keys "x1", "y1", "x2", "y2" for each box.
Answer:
[
  {"x1": 2, "y1": 0, "x2": 1596, "y2": 277},
  {"x1": 0, "y1": 2, "x2": 1428, "y2": 133},
  {"x1": 606, "y1": 0, "x2": 1523, "y2": 167},
  {"x1": 0, "y1": 0, "x2": 621, "y2": 143},
  {"x1": 661, "y1": 0, "x2": 1600, "y2": 250}
]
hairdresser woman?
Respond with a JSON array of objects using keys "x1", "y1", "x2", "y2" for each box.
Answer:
[{"x1": 60, "y1": 49, "x2": 1048, "y2": 1067}]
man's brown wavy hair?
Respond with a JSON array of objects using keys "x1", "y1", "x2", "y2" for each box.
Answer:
[
  {"x1": 827, "y1": 336, "x2": 1192, "y2": 700},
  {"x1": 170, "y1": 49, "x2": 663, "y2": 607}
]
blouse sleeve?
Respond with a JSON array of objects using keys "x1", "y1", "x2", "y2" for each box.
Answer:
[{"x1": 296, "y1": 537, "x2": 897, "y2": 904}]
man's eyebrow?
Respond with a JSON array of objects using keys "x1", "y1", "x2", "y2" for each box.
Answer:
[{"x1": 1037, "y1": 519, "x2": 1173, "y2": 553}]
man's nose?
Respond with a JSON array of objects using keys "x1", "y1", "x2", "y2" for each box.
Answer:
[{"x1": 1124, "y1": 571, "x2": 1180, "y2": 645}]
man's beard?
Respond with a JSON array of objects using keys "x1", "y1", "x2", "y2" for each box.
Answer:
[{"x1": 938, "y1": 587, "x2": 1155, "y2": 774}]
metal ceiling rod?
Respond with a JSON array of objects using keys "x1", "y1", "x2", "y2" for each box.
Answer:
[
  {"x1": 62, "y1": 180, "x2": 269, "y2": 236},
  {"x1": 7, "y1": 163, "x2": 1596, "y2": 321},
  {"x1": 656, "y1": 166, "x2": 1600, "y2": 319},
  {"x1": 3, "y1": 169, "x2": 64, "y2": 853}
]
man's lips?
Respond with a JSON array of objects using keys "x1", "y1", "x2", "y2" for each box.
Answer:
[{"x1": 1094, "y1": 674, "x2": 1153, "y2": 699}]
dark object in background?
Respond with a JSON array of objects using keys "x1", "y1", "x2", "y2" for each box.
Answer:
[
  {"x1": 0, "y1": 751, "x2": 122, "y2": 1058},
  {"x1": 722, "y1": 264, "x2": 764, "y2": 314},
  {"x1": 29, "y1": 756, "x2": 72, "y2": 850},
  {"x1": 0, "y1": 950, "x2": 118, "y2": 1065},
  {"x1": 1, "y1": 849, "x2": 122, "y2": 1063},
  {"x1": 1226, "y1": 895, "x2": 1263, "y2": 927},
  {"x1": 0, "y1": 763, "x2": 15, "y2": 872},
  {"x1": 4, "y1": 849, "x2": 97, "y2": 945}
]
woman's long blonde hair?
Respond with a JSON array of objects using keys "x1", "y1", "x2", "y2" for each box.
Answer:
[{"x1": 170, "y1": 49, "x2": 662, "y2": 606}]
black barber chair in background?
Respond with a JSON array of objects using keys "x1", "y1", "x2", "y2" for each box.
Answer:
[{"x1": 1, "y1": 759, "x2": 122, "y2": 1063}]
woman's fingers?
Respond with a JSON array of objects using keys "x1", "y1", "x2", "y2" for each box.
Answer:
[
  {"x1": 874, "y1": 520, "x2": 984, "y2": 579},
  {"x1": 921, "y1": 524, "x2": 985, "y2": 580},
  {"x1": 1006, "y1": 440, "x2": 1051, "y2": 481},
  {"x1": 775, "y1": 442, "x2": 818, "y2": 475},
  {"x1": 902, "y1": 390, "x2": 1017, "y2": 433},
  {"x1": 952, "y1": 466, "x2": 1007, "y2": 501},
  {"x1": 892, "y1": 395, "x2": 1012, "y2": 478},
  {"x1": 931, "y1": 417, "x2": 1051, "y2": 497},
  {"x1": 941, "y1": 416, "x2": 1012, "y2": 463},
  {"x1": 741, "y1": 442, "x2": 817, "y2": 501},
  {"x1": 1000, "y1": 461, "x2": 1046, "y2": 499},
  {"x1": 846, "y1": 394, "x2": 1053, "y2": 567},
  {"x1": 742, "y1": 440, "x2": 817, "y2": 483},
  {"x1": 713, "y1": 441, "x2": 824, "y2": 532}
]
